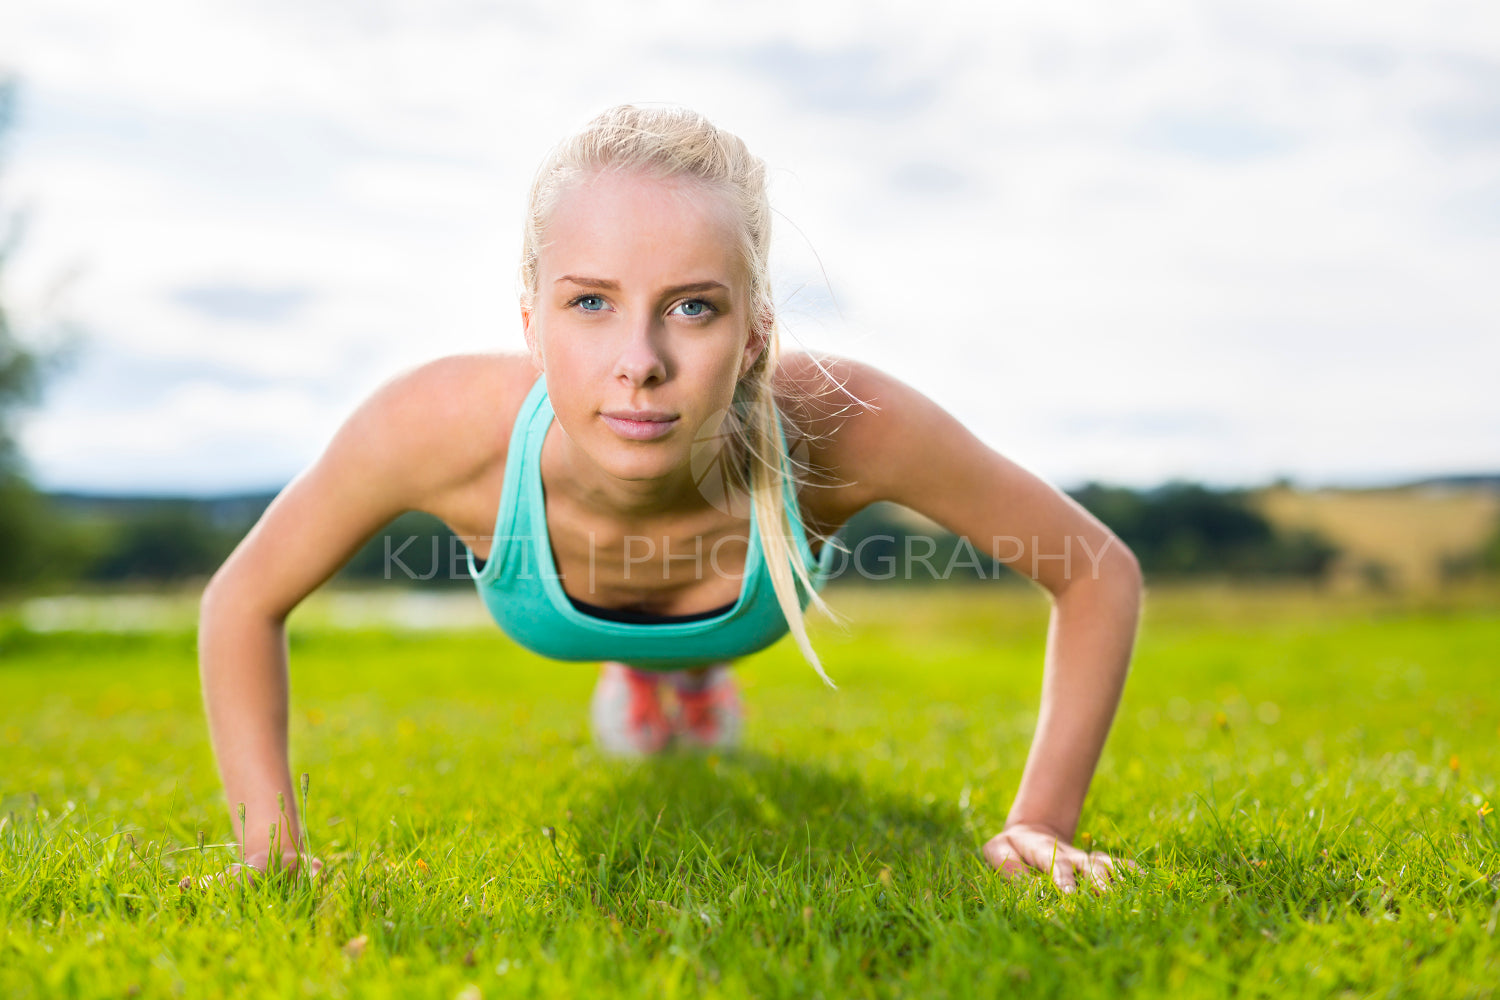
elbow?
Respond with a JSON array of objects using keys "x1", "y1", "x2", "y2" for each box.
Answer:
[
  {"x1": 198, "y1": 567, "x2": 234, "y2": 676},
  {"x1": 1113, "y1": 539, "x2": 1143, "y2": 589},
  {"x1": 1104, "y1": 541, "x2": 1144, "y2": 605},
  {"x1": 199, "y1": 563, "x2": 236, "y2": 631},
  {"x1": 1051, "y1": 538, "x2": 1141, "y2": 604},
  {"x1": 200, "y1": 544, "x2": 289, "y2": 625},
  {"x1": 1071, "y1": 535, "x2": 1142, "y2": 597},
  {"x1": 198, "y1": 560, "x2": 284, "y2": 651}
]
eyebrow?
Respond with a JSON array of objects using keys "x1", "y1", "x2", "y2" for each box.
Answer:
[{"x1": 554, "y1": 275, "x2": 730, "y2": 296}]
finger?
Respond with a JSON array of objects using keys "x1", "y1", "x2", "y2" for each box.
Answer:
[
  {"x1": 983, "y1": 841, "x2": 1032, "y2": 880},
  {"x1": 192, "y1": 871, "x2": 231, "y2": 890},
  {"x1": 1091, "y1": 852, "x2": 1144, "y2": 880},
  {"x1": 180, "y1": 869, "x2": 247, "y2": 891},
  {"x1": 1080, "y1": 852, "x2": 1115, "y2": 892},
  {"x1": 1050, "y1": 859, "x2": 1078, "y2": 895},
  {"x1": 1017, "y1": 837, "x2": 1074, "y2": 892},
  {"x1": 199, "y1": 864, "x2": 260, "y2": 889}
]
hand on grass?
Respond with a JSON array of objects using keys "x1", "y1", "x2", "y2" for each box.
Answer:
[
  {"x1": 982, "y1": 823, "x2": 1136, "y2": 894},
  {"x1": 181, "y1": 851, "x2": 324, "y2": 890}
]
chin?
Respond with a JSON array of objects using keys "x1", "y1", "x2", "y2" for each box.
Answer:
[
  {"x1": 602, "y1": 453, "x2": 688, "y2": 485},
  {"x1": 590, "y1": 431, "x2": 686, "y2": 476}
]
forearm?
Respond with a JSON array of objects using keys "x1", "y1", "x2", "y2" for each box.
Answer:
[
  {"x1": 198, "y1": 583, "x2": 303, "y2": 860},
  {"x1": 1004, "y1": 563, "x2": 1142, "y2": 838}
]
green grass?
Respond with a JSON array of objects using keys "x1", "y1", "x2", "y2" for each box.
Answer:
[{"x1": 1, "y1": 582, "x2": 1498, "y2": 998}]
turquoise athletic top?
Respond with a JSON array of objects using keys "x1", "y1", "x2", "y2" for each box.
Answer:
[{"x1": 468, "y1": 374, "x2": 840, "y2": 671}]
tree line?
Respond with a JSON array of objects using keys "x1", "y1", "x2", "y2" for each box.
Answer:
[{"x1": 3, "y1": 482, "x2": 1358, "y2": 592}]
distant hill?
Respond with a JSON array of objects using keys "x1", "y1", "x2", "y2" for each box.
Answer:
[
  {"x1": 1397, "y1": 473, "x2": 1500, "y2": 493},
  {"x1": 48, "y1": 490, "x2": 280, "y2": 527},
  {"x1": 1249, "y1": 480, "x2": 1500, "y2": 591},
  {"x1": 1261, "y1": 472, "x2": 1500, "y2": 494}
]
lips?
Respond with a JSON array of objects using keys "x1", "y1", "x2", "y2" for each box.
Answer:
[
  {"x1": 601, "y1": 409, "x2": 677, "y2": 422},
  {"x1": 600, "y1": 410, "x2": 680, "y2": 441}
]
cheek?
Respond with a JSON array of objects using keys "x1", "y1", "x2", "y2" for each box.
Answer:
[{"x1": 540, "y1": 324, "x2": 605, "y2": 373}]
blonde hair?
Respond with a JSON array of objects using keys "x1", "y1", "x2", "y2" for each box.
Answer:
[{"x1": 520, "y1": 104, "x2": 849, "y2": 688}]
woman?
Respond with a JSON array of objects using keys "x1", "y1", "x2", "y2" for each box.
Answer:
[{"x1": 197, "y1": 105, "x2": 1143, "y2": 894}]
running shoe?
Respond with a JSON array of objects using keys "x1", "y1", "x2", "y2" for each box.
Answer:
[
  {"x1": 665, "y1": 664, "x2": 744, "y2": 752},
  {"x1": 589, "y1": 661, "x2": 673, "y2": 758}
]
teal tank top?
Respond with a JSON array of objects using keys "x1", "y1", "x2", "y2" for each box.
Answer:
[{"x1": 468, "y1": 374, "x2": 840, "y2": 671}]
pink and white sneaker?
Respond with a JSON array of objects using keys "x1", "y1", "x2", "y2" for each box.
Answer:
[
  {"x1": 589, "y1": 662, "x2": 673, "y2": 758},
  {"x1": 665, "y1": 664, "x2": 744, "y2": 752}
]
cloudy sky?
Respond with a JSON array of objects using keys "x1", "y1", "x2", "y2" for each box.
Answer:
[{"x1": 1, "y1": 0, "x2": 1496, "y2": 495}]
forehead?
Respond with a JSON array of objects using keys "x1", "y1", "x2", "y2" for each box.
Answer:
[{"x1": 539, "y1": 170, "x2": 745, "y2": 289}]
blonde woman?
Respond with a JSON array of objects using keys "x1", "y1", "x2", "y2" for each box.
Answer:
[{"x1": 197, "y1": 105, "x2": 1143, "y2": 893}]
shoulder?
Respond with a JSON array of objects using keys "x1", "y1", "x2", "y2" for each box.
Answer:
[
  {"x1": 773, "y1": 350, "x2": 1013, "y2": 519},
  {"x1": 328, "y1": 351, "x2": 540, "y2": 509},
  {"x1": 772, "y1": 350, "x2": 953, "y2": 519},
  {"x1": 365, "y1": 351, "x2": 537, "y2": 432}
]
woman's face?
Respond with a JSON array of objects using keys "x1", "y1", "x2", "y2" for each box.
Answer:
[{"x1": 524, "y1": 169, "x2": 763, "y2": 488}]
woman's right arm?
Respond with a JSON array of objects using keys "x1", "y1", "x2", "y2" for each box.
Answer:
[{"x1": 196, "y1": 355, "x2": 513, "y2": 880}]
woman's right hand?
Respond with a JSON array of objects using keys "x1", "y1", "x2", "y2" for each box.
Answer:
[{"x1": 195, "y1": 356, "x2": 521, "y2": 908}]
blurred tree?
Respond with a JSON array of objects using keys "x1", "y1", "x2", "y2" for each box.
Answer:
[
  {"x1": 1069, "y1": 480, "x2": 1340, "y2": 580},
  {"x1": 0, "y1": 77, "x2": 48, "y2": 587},
  {"x1": 1438, "y1": 506, "x2": 1500, "y2": 583},
  {"x1": 87, "y1": 502, "x2": 239, "y2": 581},
  {"x1": 0, "y1": 79, "x2": 38, "y2": 474},
  {"x1": 1481, "y1": 514, "x2": 1500, "y2": 574},
  {"x1": 336, "y1": 510, "x2": 474, "y2": 588},
  {"x1": 0, "y1": 76, "x2": 77, "y2": 589}
]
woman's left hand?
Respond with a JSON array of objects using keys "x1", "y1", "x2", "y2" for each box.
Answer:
[{"x1": 982, "y1": 823, "x2": 1136, "y2": 893}]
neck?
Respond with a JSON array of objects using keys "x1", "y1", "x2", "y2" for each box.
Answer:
[{"x1": 546, "y1": 421, "x2": 730, "y2": 522}]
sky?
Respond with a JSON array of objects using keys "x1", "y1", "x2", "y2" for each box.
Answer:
[{"x1": 0, "y1": 0, "x2": 1496, "y2": 496}]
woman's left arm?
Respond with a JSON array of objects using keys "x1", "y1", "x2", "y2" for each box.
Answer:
[{"x1": 812, "y1": 357, "x2": 1144, "y2": 893}]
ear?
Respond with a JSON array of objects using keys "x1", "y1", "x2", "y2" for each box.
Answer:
[
  {"x1": 521, "y1": 304, "x2": 543, "y2": 372},
  {"x1": 739, "y1": 309, "x2": 772, "y2": 379}
]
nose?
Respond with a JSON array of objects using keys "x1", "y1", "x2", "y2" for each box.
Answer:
[{"x1": 614, "y1": 314, "x2": 667, "y2": 387}]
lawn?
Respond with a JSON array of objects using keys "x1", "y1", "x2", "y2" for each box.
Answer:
[{"x1": 2, "y1": 582, "x2": 1498, "y2": 998}]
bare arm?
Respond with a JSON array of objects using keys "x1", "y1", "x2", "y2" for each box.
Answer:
[
  {"x1": 1003, "y1": 569, "x2": 1140, "y2": 839},
  {"x1": 803, "y1": 356, "x2": 1144, "y2": 892},
  {"x1": 197, "y1": 355, "x2": 516, "y2": 877}
]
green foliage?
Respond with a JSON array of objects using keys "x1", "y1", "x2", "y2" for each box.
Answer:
[
  {"x1": 31, "y1": 498, "x2": 475, "y2": 588},
  {"x1": 0, "y1": 78, "x2": 39, "y2": 481},
  {"x1": 0, "y1": 587, "x2": 1496, "y2": 997},
  {"x1": 825, "y1": 502, "x2": 1023, "y2": 586},
  {"x1": 826, "y1": 485, "x2": 1342, "y2": 588},
  {"x1": 0, "y1": 76, "x2": 84, "y2": 590},
  {"x1": 25, "y1": 481, "x2": 1350, "y2": 590},
  {"x1": 1483, "y1": 515, "x2": 1500, "y2": 573},
  {"x1": 0, "y1": 474, "x2": 47, "y2": 585},
  {"x1": 1070, "y1": 480, "x2": 1340, "y2": 580},
  {"x1": 336, "y1": 510, "x2": 474, "y2": 588},
  {"x1": 86, "y1": 502, "x2": 241, "y2": 581},
  {"x1": 0, "y1": 179, "x2": 55, "y2": 588},
  {"x1": 1440, "y1": 509, "x2": 1500, "y2": 583},
  {"x1": 1464, "y1": 508, "x2": 1500, "y2": 575}
]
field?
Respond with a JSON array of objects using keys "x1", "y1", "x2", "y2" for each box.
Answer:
[
  {"x1": 1251, "y1": 484, "x2": 1500, "y2": 592},
  {"x1": 2, "y1": 581, "x2": 1498, "y2": 998}
]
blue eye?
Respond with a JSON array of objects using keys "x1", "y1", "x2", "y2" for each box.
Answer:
[
  {"x1": 575, "y1": 295, "x2": 606, "y2": 312},
  {"x1": 672, "y1": 299, "x2": 714, "y2": 318}
]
